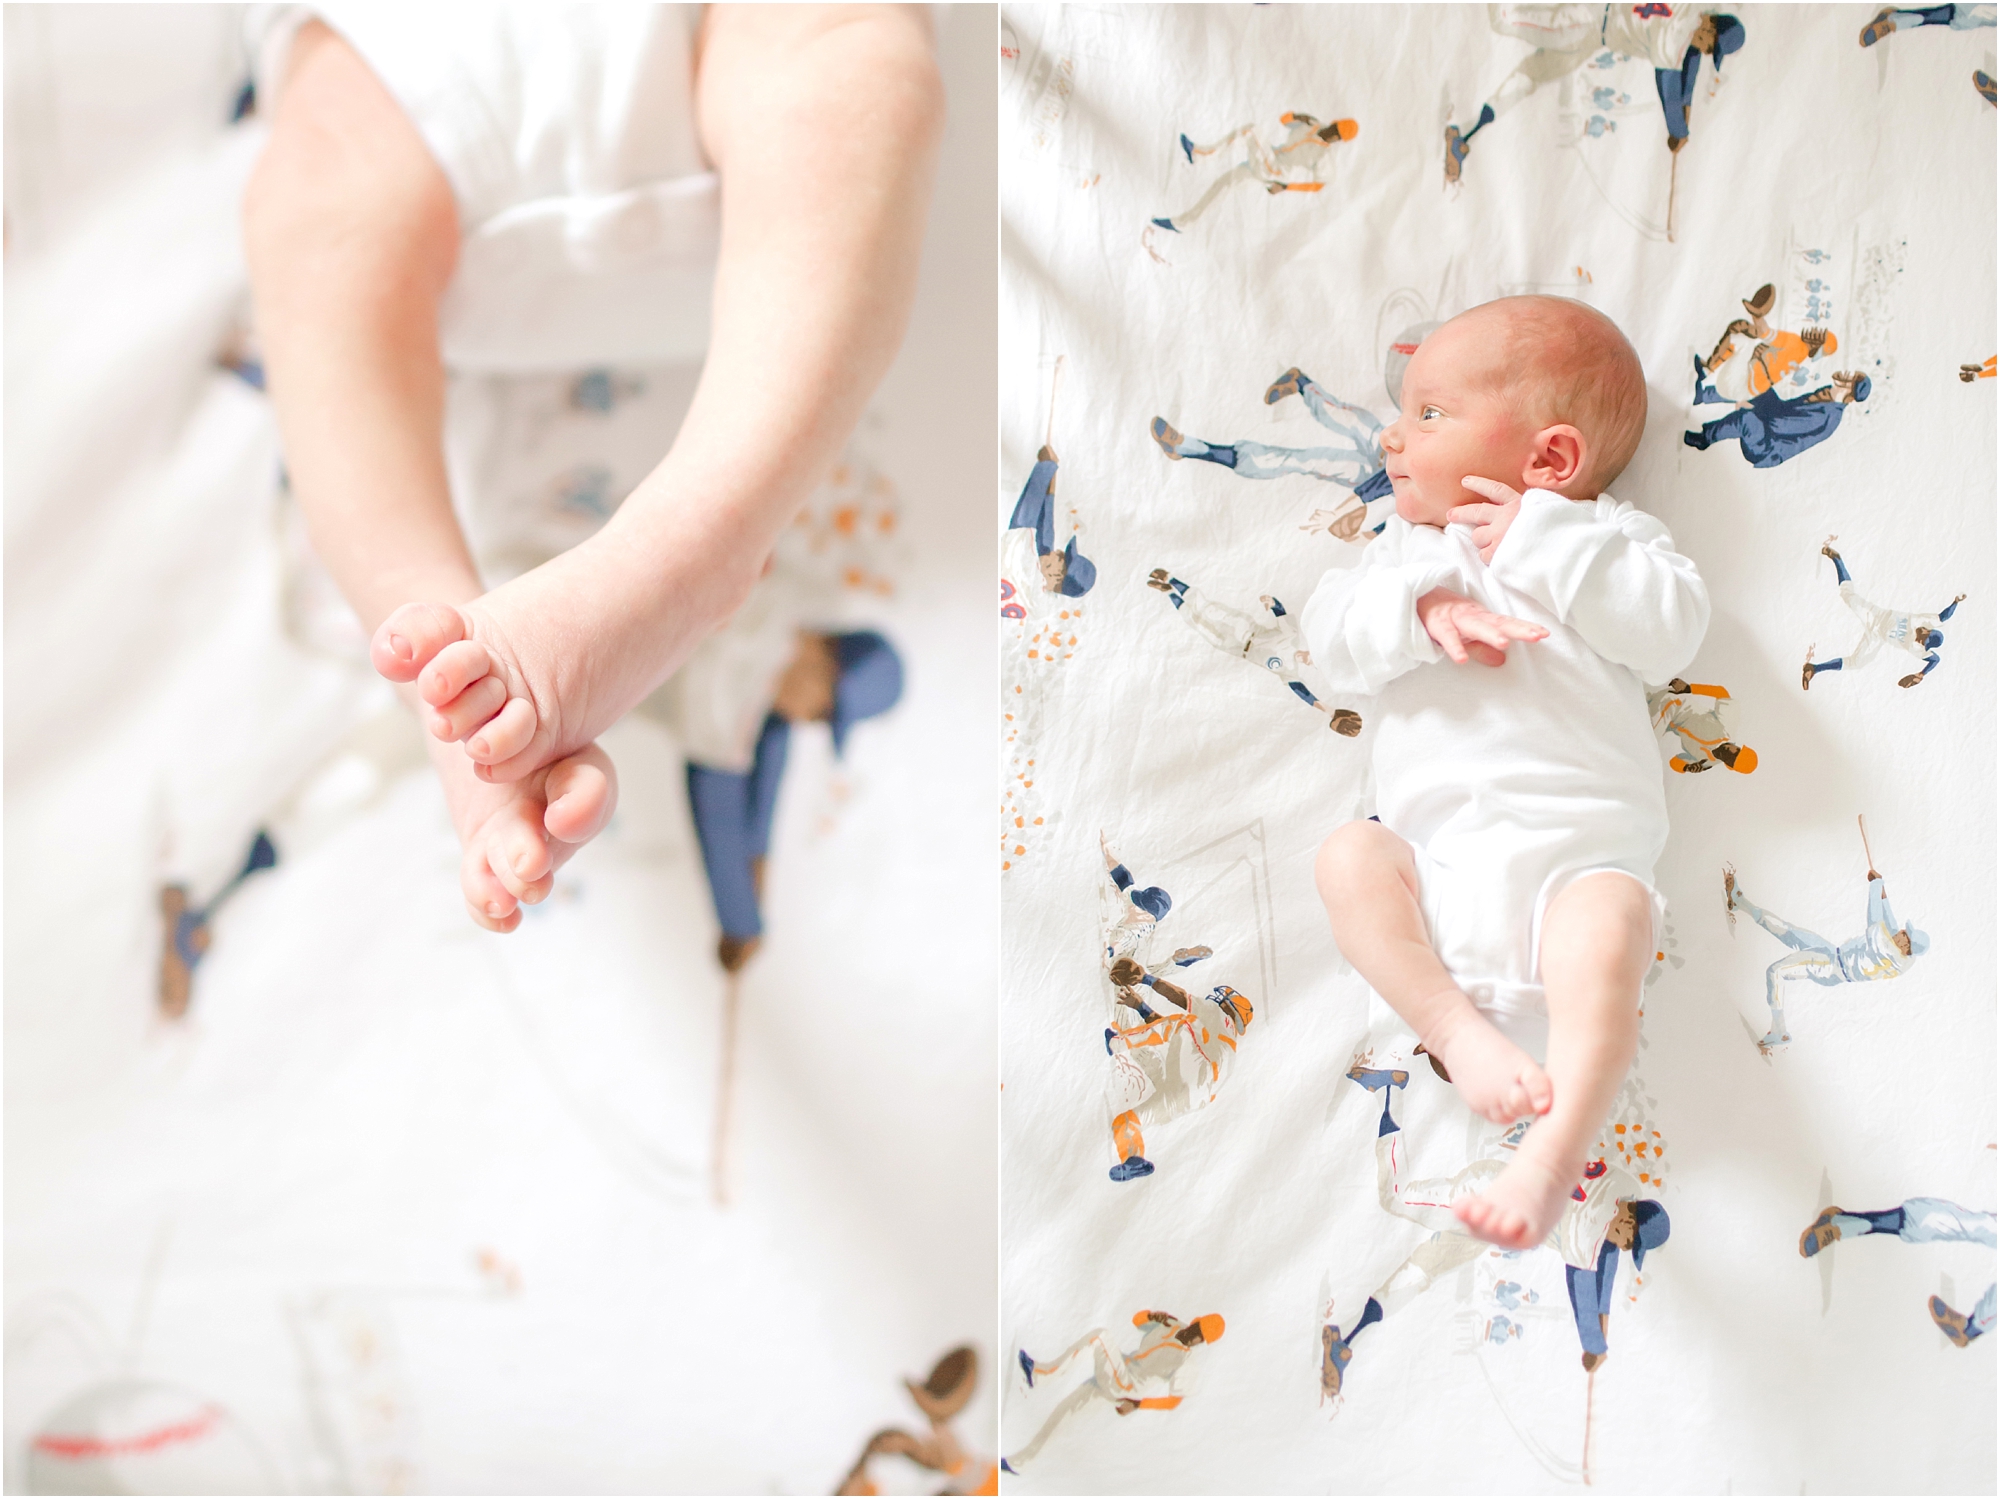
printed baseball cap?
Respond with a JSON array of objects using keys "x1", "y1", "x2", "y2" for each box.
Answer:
[{"x1": 829, "y1": 631, "x2": 905, "y2": 755}]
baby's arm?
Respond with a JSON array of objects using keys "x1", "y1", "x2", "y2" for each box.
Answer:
[
  {"x1": 1415, "y1": 588, "x2": 1548, "y2": 667},
  {"x1": 1300, "y1": 534, "x2": 1542, "y2": 692},
  {"x1": 1298, "y1": 534, "x2": 1467, "y2": 694},
  {"x1": 1487, "y1": 490, "x2": 1711, "y2": 683}
]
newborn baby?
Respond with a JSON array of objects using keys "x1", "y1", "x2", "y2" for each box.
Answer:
[{"x1": 1302, "y1": 296, "x2": 1708, "y2": 1250}]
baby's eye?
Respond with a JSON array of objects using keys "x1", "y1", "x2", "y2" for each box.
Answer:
[{"x1": 1420, "y1": 405, "x2": 1443, "y2": 420}]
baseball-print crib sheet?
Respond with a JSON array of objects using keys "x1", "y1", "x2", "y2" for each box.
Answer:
[
  {"x1": 999, "y1": 5, "x2": 1995, "y2": 1492},
  {"x1": 5, "y1": 7, "x2": 997, "y2": 1493}
]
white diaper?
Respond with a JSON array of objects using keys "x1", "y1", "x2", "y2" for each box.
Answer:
[{"x1": 1410, "y1": 846, "x2": 1668, "y2": 1063}]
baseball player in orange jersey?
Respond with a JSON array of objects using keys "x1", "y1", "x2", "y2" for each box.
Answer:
[
  {"x1": 1003, "y1": 1311, "x2": 1224, "y2": 1473},
  {"x1": 1104, "y1": 956, "x2": 1253, "y2": 1181},
  {"x1": 1695, "y1": 284, "x2": 1836, "y2": 404},
  {"x1": 1647, "y1": 678, "x2": 1756, "y2": 774},
  {"x1": 1151, "y1": 112, "x2": 1358, "y2": 233}
]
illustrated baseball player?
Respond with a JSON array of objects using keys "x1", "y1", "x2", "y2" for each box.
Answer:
[
  {"x1": 685, "y1": 630, "x2": 904, "y2": 971},
  {"x1": 1445, "y1": 6, "x2": 1747, "y2": 184},
  {"x1": 1151, "y1": 367, "x2": 1398, "y2": 542},
  {"x1": 1099, "y1": 833, "x2": 1183, "y2": 967},
  {"x1": 1146, "y1": 571, "x2": 1364, "y2": 736},
  {"x1": 1647, "y1": 678, "x2": 1756, "y2": 774},
  {"x1": 1800, "y1": 1198, "x2": 1995, "y2": 1347},
  {"x1": 1724, "y1": 860, "x2": 1929, "y2": 1052},
  {"x1": 1695, "y1": 283, "x2": 1836, "y2": 404},
  {"x1": 1002, "y1": 1310, "x2": 1225, "y2": 1473},
  {"x1": 1103, "y1": 954, "x2": 1254, "y2": 1182},
  {"x1": 1803, "y1": 537, "x2": 1965, "y2": 690},
  {"x1": 1859, "y1": 0, "x2": 1995, "y2": 71},
  {"x1": 1150, "y1": 111, "x2": 1359, "y2": 233},
  {"x1": 158, "y1": 829, "x2": 277, "y2": 1018},
  {"x1": 835, "y1": 1346, "x2": 999, "y2": 1497},
  {"x1": 1685, "y1": 370, "x2": 1870, "y2": 466},
  {"x1": 1003, "y1": 443, "x2": 1097, "y2": 619},
  {"x1": 1321, "y1": 1061, "x2": 1669, "y2": 1396}
]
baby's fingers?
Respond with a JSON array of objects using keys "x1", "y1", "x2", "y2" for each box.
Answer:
[
  {"x1": 1457, "y1": 612, "x2": 1544, "y2": 650},
  {"x1": 1459, "y1": 475, "x2": 1522, "y2": 505},
  {"x1": 1427, "y1": 613, "x2": 1471, "y2": 664},
  {"x1": 1472, "y1": 613, "x2": 1549, "y2": 645}
]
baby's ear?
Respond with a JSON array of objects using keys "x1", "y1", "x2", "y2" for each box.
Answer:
[{"x1": 1523, "y1": 424, "x2": 1587, "y2": 493}]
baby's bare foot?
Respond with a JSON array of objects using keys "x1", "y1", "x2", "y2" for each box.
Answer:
[
  {"x1": 425, "y1": 731, "x2": 616, "y2": 932},
  {"x1": 372, "y1": 534, "x2": 718, "y2": 785},
  {"x1": 1454, "y1": 1142, "x2": 1574, "y2": 1249},
  {"x1": 1427, "y1": 1002, "x2": 1554, "y2": 1124}
]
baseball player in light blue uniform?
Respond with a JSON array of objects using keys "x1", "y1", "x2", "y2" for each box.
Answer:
[
  {"x1": 1801, "y1": 1198, "x2": 1995, "y2": 1347},
  {"x1": 1724, "y1": 866, "x2": 1928, "y2": 1051},
  {"x1": 1150, "y1": 369, "x2": 1397, "y2": 541},
  {"x1": 1860, "y1": 3, "x2": 1994, "y2": 46}
]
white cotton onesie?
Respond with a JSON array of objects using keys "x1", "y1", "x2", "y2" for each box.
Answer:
[
  {"x1": 249, "y1": 2, "x2": 719, "y2": 371},
  {"x1": 1299, "y1": 489, "x2": 1710, "y2": 1058}
]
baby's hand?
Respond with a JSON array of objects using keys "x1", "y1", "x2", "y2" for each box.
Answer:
[
  {"x1": 1416, "y1": 586, "x2": 1548, "y2": 667},
  {"x1": 1448, "y1": 476, "x2": 1525, "y2": 563}
]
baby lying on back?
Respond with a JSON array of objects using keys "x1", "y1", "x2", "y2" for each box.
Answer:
[{"x1": 1303, "y1": 296, "x2": 1708, "y2": 1248}]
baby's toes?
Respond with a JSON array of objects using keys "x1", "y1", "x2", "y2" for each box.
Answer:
[
  {"x1": 482, "y1": 799, "x2": 556, "y2": 904},
  {"x1": 1521, "y1": 1065, "x2": 1554, "y2": 1115},
  {"x1": 371, "y1": 602, "x2": 469, "y2": 684},
  {"x1": 428, "y1": 675, "x2": 509, "y2": 743},
  {"x1": 461, "y1": 843, "x2": 522, "y2": 933},
  {"x1": 418, "y1": 638, "x2": 494, "y2": 708},
  {"x1": 543, "y1": 747, "x2": 617, "y2": 849},
  {"x1": 466, "y1": 697, "x2": 540, "y2": 770}
]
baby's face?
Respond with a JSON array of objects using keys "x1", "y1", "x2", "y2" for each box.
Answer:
[{"x1": 1380, "y1": 316, "x2": 1540, "y2": 528}]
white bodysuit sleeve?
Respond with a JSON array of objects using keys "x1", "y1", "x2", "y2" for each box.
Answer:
[
  {"x1": 1487, "y1": 490, "x2": 1710, "y2": 683},
  {"x1": 1299, "y1": 525, "x2": 1467, "y2": 695}
]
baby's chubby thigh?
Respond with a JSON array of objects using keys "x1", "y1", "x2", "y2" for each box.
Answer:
[{"x1": 1535, "y1": 867, "x2": 1661, "y2": 1002}]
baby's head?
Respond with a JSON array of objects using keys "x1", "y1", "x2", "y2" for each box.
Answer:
[{"x1": 1382, "y1": 296, "x2": 1647, "y2": 526}]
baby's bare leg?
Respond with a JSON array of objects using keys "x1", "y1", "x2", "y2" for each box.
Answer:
[
  {"x1": 376, "y1": 6, "x2": 948, "y2": 784},
  {"x1": 1455, "y1": 872, "x2": 1653, "y2": 1250},
  {"x1": 1316, "y1": 822, "x2": 1552, "y2": 1124},
  {"x1": 245, "y1": 22, "x2": 613, "y2": 928}
]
